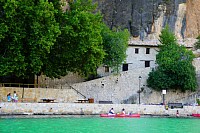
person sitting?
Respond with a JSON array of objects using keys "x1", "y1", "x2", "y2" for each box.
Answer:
[
  {"x1": 7, "y1": 93, "x2": 11, "y2": 102},
  {"x1": 12, "y1": 91, "x2": 18, "y2": 102},
  {"x1": 108, "y1": 108, "x2": 115, "y2": 115},
  {"x1": 121, "y1": 108, "x2": 125, "y2": 115},
  {"x1": 14, "y1": 94, "x2": 18, "y2": 102}
]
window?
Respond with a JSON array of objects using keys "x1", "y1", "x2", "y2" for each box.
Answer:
[
  {"x1": 145, "y1": 61, "x2": 150, "y2": 67},
  {"x1": 146, "y1": 48, "x2": 150, "y2": 54},
  {"x1": 122, "y1": 64, "x2": 128, "y2": 71},
  {"x1": 105, "y1": 66, "x2": 109, "y2": 72},
  {"x1": 135, "y1": 48, "x2": 139, "y2": 54}
]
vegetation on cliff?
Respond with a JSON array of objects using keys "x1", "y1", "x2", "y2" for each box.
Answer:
[
  {"x1": 147, "y1": 26, "x2": 197, "y2": 92},
  {"x1": 0, "y1": 0, "x2": 129, "y2": 80},
  {"x1": 194, "y1": 36, "x2": 200, "y2": 50}
]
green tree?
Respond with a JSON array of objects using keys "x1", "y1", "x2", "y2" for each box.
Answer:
[
  {"x1": 43, "y1": 0, "x2": 105, "y2": 78},
  {"x1": 0, "y1": 0, "x2": 60, "y2": 79},
  {"x1": 147, "y1": 26, "x2": 197, "y2": 92},
  {"x1": 101, "y1": 25, "x2": 129, "y2": 72},
  {"x1": 0, "y1": 0, "x2": 129, "y2": 81}
]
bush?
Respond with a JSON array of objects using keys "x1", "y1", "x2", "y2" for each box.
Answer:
[{"x1": 196, "y1": 99, "x2": 200, "y2": 105}]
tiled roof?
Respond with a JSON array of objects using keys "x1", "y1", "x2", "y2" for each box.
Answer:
[{"x1": 128, "y1": 38, "x2": 198, "y2": 48}]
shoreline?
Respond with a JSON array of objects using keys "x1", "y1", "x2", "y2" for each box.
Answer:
[
  {"x1": 0, "y1": 102, "x2": 199, "y2": 118},
  {"x1": 0, "y1": 113, "x2": 195, "y2": 119}
]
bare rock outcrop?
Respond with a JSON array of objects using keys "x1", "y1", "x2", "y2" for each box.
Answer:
[
  {"x1": 185, "y1": 0, "x2": 200, "y2": 38},
  {"x1": 94, "y1": 0, "x2": 187, "y2": 40}
]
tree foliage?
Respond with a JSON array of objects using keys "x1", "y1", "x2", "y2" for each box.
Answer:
[
  {"x1": 0, "y1": 0, "x2": 129, "y2": 80},
  {"x1": 0, "y1": 0, "x2": 60, "y2": 79},
  {"x1": 43, "y1": 0, "x2": 129, "y2": 78},
  {"x1": 101, "y1": 25, "x2": 129, "y2": 72},
  {"x1": 147, "y1": 26, "x2": 197, "y2": 92},
  {"x1": 43, "y1": 0, "x2": 105, "y2": 78}
]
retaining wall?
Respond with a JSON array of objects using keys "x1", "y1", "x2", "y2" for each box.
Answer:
[{"x1": 0, "y1": 103, "x2": 199, "y2": 117}]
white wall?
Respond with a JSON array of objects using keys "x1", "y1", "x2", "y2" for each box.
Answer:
[{"x1": 126, "y1": 46, "x2": 158, "y2": 70}]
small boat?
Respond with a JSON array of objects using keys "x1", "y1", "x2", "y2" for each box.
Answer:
[
  {"x1": 100, "y1": 113, "x2": 140, "y2": 118},
  {"x1": 192, "y1": 114, "x2": 200, "y2": 117}
]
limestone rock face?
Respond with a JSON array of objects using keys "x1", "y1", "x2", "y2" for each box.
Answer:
[
  {"x1": 185, "y1": 0, "x2": 200, "y2": 38},
  {"x1": 94, "y1": 0, "x2": 189, "y2": 40}
]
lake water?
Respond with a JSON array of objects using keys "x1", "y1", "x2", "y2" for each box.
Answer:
[{"x1": 0, "y1": 115, "x2": 199, "y2": 133}]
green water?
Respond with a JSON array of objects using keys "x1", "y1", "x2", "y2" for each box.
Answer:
[{"x1": 0, "y1": 116, "x2": 199, "y2": 133}]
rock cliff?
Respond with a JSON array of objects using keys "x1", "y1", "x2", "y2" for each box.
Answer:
[
  {"x1": 94, "y1": 0, "x2": 199, "y2": 40},
  {"x1": 186, "y1": 0, "x2": 200, "y2": 38}
]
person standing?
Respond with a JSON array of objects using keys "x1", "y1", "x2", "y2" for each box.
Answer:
[{"x1": 176, "y1": 110, "x2": 179, "y2": 117}]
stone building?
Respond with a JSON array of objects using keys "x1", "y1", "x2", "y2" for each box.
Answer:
[{"x1": 97, "y1": 38, "x2": 197, "y2": 77}]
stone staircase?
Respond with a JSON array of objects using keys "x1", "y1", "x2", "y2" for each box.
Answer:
[{"x1": 39, "y1": 69, "x2": 200, "y2": 104}]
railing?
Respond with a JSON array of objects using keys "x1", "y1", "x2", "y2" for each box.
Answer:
[
  {"x1": 0, "y1": 82, "x2": 87, "y2": 99},
  {"x1": 0, "y1": 83, "x2": 39, "y2": 88},
  {"x1": 65, "y1": 82, "x2": 86, "y2": 99}
]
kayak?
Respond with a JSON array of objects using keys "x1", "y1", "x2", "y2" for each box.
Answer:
[
  {"x1": 100, "y1": 113, "x2": 140, "y2": 118},
  {"x1": 192, "y1": 114, "x2": 200, "y2": 117}
]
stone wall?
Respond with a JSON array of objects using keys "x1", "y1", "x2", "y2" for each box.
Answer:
[
  {"x1": 72, "y1": 68, "x2": 151, "y2": 104},
  {"x1": 0, "y1": 87, "x2": 84, "y2": 103},
  {"x1": 0, "y1": 103, "x2": 200, "y2": 116},
  {"x1": 72, "y1": 68, "x2": 199, "y2": 104},
  {"x1": 1, "y1": 67, "x2": 199, "y2": 104},
  {"x1": 37, "y1": 72, "x2": 85, "y2": 88},
  {"x1": 126, "y1": 46, "x2": 158, "y2": 69}
]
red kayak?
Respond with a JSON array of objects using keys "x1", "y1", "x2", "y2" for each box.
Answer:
[
  {"x1": 100, "y1": 114, "x2": 140, "y2": 118},
  {"x1": 192, "y1": 114, "x2": 200, "y2": 117}
]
